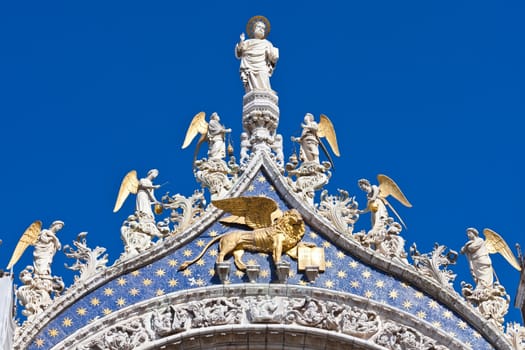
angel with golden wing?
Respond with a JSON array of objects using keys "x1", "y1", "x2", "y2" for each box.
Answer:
[
  {"x1": 113, "y1": 169, "x2": 161, "y2": 220},
  {"x1": 6, "y1": 220, "x2": 63, "y2": 276},
  {"x1": 181, "y1": 111, "x2": 232, "y2": 162},
  {"x1": 291, "y1": 113, "x2": 340, "y2": 165},
  {"x1": 460, "y1": 227, "x2": 521, "y2": 290},
  {"x1": 358, "y1": 174, "x2": 412, "y2": 239}
]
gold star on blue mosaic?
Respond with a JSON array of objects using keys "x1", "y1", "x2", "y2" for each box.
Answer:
[{"x1": 62, "y1": 317, "x2": 73, "y2": 327}]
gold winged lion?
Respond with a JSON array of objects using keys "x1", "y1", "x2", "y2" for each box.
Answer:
[{"x1": 178, "y1": 196, "x2": 307, "y2": 271}]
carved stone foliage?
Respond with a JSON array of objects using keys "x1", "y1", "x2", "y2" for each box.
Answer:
[
  {"x1": 117, "y1": 213, "x2": 163, "y2": 262},
  {"x1": 72, "y1": 296, "x2": 452, "y2": 350},
  {"x1": 194, "y1": 158, "x2": 238, "y2": 200},
  {"x1": 117, "y1": 191, "x2": 205, "y2": 263},
  {"x1": 63, "y1": 232, "x2": 108, "y2": 284},
  {"x1": 158, "y1": 190, "x2": 205, "y2": 234},
  {"x1": 317, "y1": 189, "x2": 359, "y2": 236},
  {"x1": 410, "y1": 243, "x2": 458, "y2": 290},
  {"x1": 286, "y1": 158, "x2": 331, "y2": 205},
  {"x1": 354, "y1": 218, "x2": 409, "y2": 264},
  {"x1": 374, "y1": 321, "x2": 448, "y2": 350},
  {"x1": 89, "y1": 317, "x2": 151, "y2": 350},
  {"x1": 16, "y1": 265, "x2": 64, "y2": 322},
  {"x1": 505, "y1": 322, "x2": 525, "y2": 350},
  {"x1": 461, "y1": 281, "x2": 510, "y2": 331}
]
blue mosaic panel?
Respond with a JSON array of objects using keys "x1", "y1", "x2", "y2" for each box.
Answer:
[{"x1": 29, "y1": 170, "x2": 493, "y2": 349}]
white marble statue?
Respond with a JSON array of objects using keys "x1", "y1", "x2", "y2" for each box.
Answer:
[
  {"x1": 182, "y1": 112, "x2": 232, "y2": 162},
  {"x1": 357, "y1": 175, "x2": 411, "y2": 239},
  {"x1": 271, "y1": 134, "x2": 284, "y2": 166},
  {"x1": 292, "y1": 113, "x2": 321, "y2": 163},
  {"x1": 113, "y1": 169, "x2": 161, "y2": 220},
  {"x1": 291, "y1": 113, "x2": 340, "y2": 165},
  {"x1": 240, "y1": 132, "x2": 251, "y2": 165},
  {"x1": 459, "y1": 227, "x2": 521, "y2": 292},
  {"x1": 460, "y1": 228, "x2": 494, "y2": 289},
  {"x1": 235, "y1": 16, "x2": 279, "y2": 92},
  {"x1": 33, "y1": 221, "x2": 63, "y2": 276},
  {"x1": 207, "y1": 113, "x2": 232, "y2": 160},
  {"x1": 358, "y1": 179, "x2": 388, "y2": 237},
  {"x1": 136, "y1": 169, "x2": 160, "y2": 219}
]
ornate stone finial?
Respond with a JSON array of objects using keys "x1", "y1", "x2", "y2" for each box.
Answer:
[
  {"x1": 410, "y1": 242, "x2": 457, "y2": 289},
  {"x1": 505, "y1": 322, "x2": 525, "y2": 350},
  {"x1": 317, "y1": 189, "x2": 360, "y2": 236}
]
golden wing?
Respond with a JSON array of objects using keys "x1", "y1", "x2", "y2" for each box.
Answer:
[
  {"x1": 6, "y1": 220, "x2": 42, "y2": 270},
  {"x1": 377, "y1": 174, "x2": 412, "y2": 208},
  {"x1": 181, "y1": 112, "x2": 208, "y2": 149},
  {"x1": 317, "y1": 114, "x2": 340, "y2": 157},
  {"x1": 212, "y1": 196, "x2": 278, "y2": 229},
  {"x1": 483, "y1": 228, "x2": 521, "y2": 271},
  {"x1": 113, "y1": 170, "x2": 139, "y2": 213}
]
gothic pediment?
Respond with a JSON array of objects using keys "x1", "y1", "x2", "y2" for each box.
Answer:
[{"x1": 14, "y1": 152, "x2": 511, "y2": 350}]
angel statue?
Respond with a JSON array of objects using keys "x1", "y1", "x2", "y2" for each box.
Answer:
[
  {"x1": 113, "y1": 169, "x2": 161, "y2": 219},
  {"x1": 179, "y1": 196, "x2": 312, "y2": 272},
  {"x1": 357, "y1": 175, "x2": 412, "y2": 240},
  {"x1": 6, "y1": 221, "x2": 65, "y2": 319},
  {"x1": 235, "y1": 16, "x2": 279, "y2": 93},
  {"x1": 181, "y1": 112, "x2": 232, "y2": 162},
  {"x1": 6, "y1": 220, "x2": 63, "y2": 276},
  {"x1": 460, "y1": 228, "x2": 521, "y2": 290},
  {"x1": 113, "y1": 169, "x2": 164, "y2": 250},
  {"x1": 291, "y1": 113, "x2": 340, "y2": 165}
]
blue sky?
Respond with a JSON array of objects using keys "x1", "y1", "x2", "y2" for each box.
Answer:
[{"x1": 1, "y1": 1, "x2": 524, "y2": 323}]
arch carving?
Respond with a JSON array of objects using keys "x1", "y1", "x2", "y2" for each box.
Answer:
[{"x1": 52, "y1": 285, "x2": 468, "y2": 350}]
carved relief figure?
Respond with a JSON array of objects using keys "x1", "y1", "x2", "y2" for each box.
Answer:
[
  {"x1": 179, "y1": 196, "x2": 308, "y2": 271},
  {"x1": 235, "y1": 16, "x2": 279, "y2": 92},
  {"x1": 271, "y1": 134, "x2": 284, "y2": 166},
  {"x1": 239, "y1": 132, "x2": 251, "y2": 165}
]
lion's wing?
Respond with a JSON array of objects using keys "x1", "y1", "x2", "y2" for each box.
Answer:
[{"x1": 212, "y1": 196, "x2": 278, "y2": 229}]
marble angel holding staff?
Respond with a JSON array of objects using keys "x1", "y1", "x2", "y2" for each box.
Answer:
[
  {"x1": 460, "y1": 227, "x2": 521, "y2": 291},
  {"x1": 357, "y1": 174, "x2": 412, "y2": 240},
  {"x1": 291, "y1": 113, "x2": 340, "y2": 166}
]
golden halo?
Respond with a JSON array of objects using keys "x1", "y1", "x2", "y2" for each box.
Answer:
[{"x1": 246, "y1": 15, "x2": 271, "y2": 39}]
